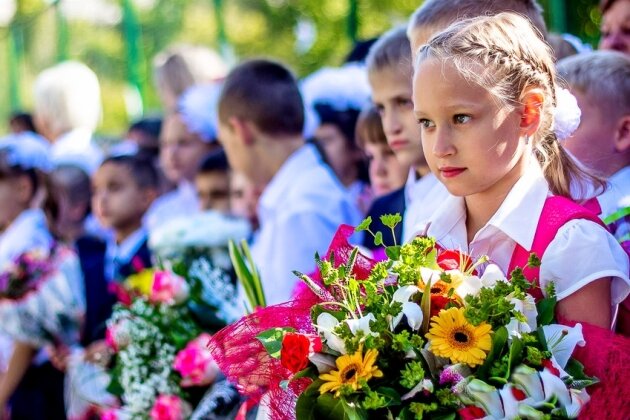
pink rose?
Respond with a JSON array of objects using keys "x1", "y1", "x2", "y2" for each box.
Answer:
[
  {"x1": 105, "y1": 318, "x2": 131, "y2": 352},
  {"x1": 150, "y1": 271, "x2": 189, "y2": 305},
  {"x1": 173, "y1": 333, "x2": 218, "y2": 387},
  {"x1": 149, "y1": 395, "x2": 191, "y2": 420}
]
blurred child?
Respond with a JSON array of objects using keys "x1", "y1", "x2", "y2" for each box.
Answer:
[
  {"x1": 599, "y1": 0, "x2": 630, "y2": 54},
  {"x1": 92, "y1": 155, "x2": 159, "y2": 282},
  {"x1": 109, "y1": 117, "x2": 162, "y2": 160},
  {"x1": 144, "y1": 84, "x2": 222, "y2": 232},
  {"x1": 356, "y1": 105, "x2": 409, "y2": 250},
  {"x1": 230, "y1": 171, "x2": 260, "y2": 232},
  {"x1": 557, "y1": 51, "x2": 630, "y2": 226},
  {"x1": 365, "y1": 27, "x2": 449, "y2": 244},
  {"x1": 0, "y1": 133, "x2": 81, "y2": 419},
  {"x1": 153, "y1": 44, "x2": 228, "y2": 112},
  {"x1": 33, "y1": 61, "x2": 104, "y2": 175},
  {"x1": 355, "y1": 105, "x2": 409, "y2": 197},
  {"x1": 48, "y1": 164, "x2": 111, "y2": 347},
  {"x1": 8, "y1": 112, "x2": 37, "y2": 134},
  {"x1": 301, "y1": 65, "x2": 372, "y2": 213},
  {"x1": 406, "y1": 0, "x2": 547, "y2": 56},
  {"x1": 196, "y1": 149, "x2": 231, "y2": 213},
  {"x1": 217, "y1": 59, "x2": 362, "y2": 305}
]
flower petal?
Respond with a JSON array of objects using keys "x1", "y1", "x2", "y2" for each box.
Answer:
[{"x1": 542, "y1": 323, "x2": 585, "y2": 369}]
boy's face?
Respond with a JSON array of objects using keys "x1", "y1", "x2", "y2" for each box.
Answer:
[
  {"x1": 160, "y1": 114, "x2": 214, "y2": 184},
  {"x1": 230, "y1": 171, "x2": 260, "y2": 230},
  {"x1": 369, "y1": 67, "x2": 427, "y2": 172},
  {"x1": 218, "y1": 120, "x2": 256, "y2": 184},
  {"x1": 563, "y1": 88, "x2": 619, "y2": 172},
  {"x1": 92, "y1": 163, "x2": 154, "y2": 231},
  {"x1": 195, "y1": 171, "x2": 231, "y2": 213}
]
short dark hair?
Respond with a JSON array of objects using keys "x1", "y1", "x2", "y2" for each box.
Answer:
[
  {"x1": 218, "y1": 59, "x2": 304, "y2": 136},
  {"x1": 355, "y1": 105, "x2": 388, "y2": 149},
  {"x1": 601, "y1": 0, "x2": 623, "y2": 13},
  {"x1": 100, "y1": 155, "x2": 159, "y2": 190},
  {"x1": 197, "y1": 148, "x2": 229, "y2": 175}
]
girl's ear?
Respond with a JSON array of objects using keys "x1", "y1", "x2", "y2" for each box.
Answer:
[
  {"x1": 519, "y1": 89, "x2": 545, "y2": 137},
  {"x1": 613, "y1": 115, "x2": 630, "y2": 153}
]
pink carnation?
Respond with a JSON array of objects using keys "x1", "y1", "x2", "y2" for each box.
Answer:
[
  {"x1": 173, "y1": 333, "x2": 218, "y2": 387},
  {"x1": 150, "y1": 271, "x2": 189, "y2": 305},
  {"x1": 100, "y1": 408, "x2": 122, "y2": 420},
  {"x1": 149, "y1": 395, "x2": 191, "y2": 420}
]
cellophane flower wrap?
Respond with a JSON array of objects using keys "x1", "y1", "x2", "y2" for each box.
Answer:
[
  {"x1": 208, "y1": 216, "x2": 599, "y2": 419},
  {"x1": 0, "y1": 245, "x2": 85, "y2": 348},
  {"x1": 70, "y1": 211, "x2": 250, "y2": 420}
]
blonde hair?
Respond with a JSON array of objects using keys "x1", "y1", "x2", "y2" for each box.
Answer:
[
  {"x1": 34, "y1": 61, "x2": 102, "y2": 136},
  {"x1": 416, "y1": 12, "x2": 603, "y2": 199}
]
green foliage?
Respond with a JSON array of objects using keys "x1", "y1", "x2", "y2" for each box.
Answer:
[
  {"x1": 400, "y1": 361, "x2": 425, "y2": 389},
  {"x1": 256, "y1": 327, "x2": 295, "y2": 358}
]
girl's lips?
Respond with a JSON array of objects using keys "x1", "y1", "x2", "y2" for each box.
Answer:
[
  {"x1": 439, "y1": 167, "x2": 466, "y2": 178},
  {"x1": 389, "y1": 139, "x2": 409, "y2": 151}
]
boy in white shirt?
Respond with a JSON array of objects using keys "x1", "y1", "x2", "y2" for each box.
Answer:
[
  {"x1": 557, "y1": 51, "x2": 630, "y2": 240},
  {"x1": 217, "y1": 59, "x2": 362, "y2": 305}
]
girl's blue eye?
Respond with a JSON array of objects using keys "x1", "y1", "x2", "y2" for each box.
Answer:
[
  {"x1": 418, "y1": 118, "x2": 435, "y2": 129},
  {"x1": 454, "y1": 114, "x2": 471, "y2": 124}
]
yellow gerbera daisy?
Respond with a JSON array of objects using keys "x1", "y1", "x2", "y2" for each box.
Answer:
[
  {"x1": 319, "y1": 347, "x2": 383, "y2": 397},
  {"x1": 426, "y1": 307, "x2": 492, "y2": 367}
]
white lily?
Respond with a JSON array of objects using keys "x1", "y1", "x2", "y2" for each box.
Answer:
[
  {"x1": 479, "y1": 263, "x2": 508, "y2": 287},
  {"x1": 454, "y1": 274, "x2": 482, "y2": 298},
  {"x1": 401, "y1": 379, "x2": 434, "y2": 400},
  {"x1": 459, "y1": 379, "x2": 504, "y2": 418},
  {"x1": 512, "y1": 365, "x2": 545, "y2": 401},
  {"x1": 565, "y1": 388, "x2": 590, "y2": 418},
  {"x1": 346, "y1": 313, "x2": 378, "y2": 337},
  {"x1": 315, "y1": 312, "x2": 346, "y2": 354},
  {"x1": 419, "y1": 267, "x2": 441, "y2": 284},
  {"x1": 542, "y1": 323, "x2": 585, "y2": 370},
  {"x1": 308, "y1": 353, "x2": 337, "y2": 374},
  {"x1": 390, "y1": 285, "x2": 423, "y2": 330}
]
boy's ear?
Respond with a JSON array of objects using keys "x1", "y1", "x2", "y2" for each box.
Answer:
[
  {"x1": 519, "y1": 89, "x2": 545, "y2": 136},
  {"x1": 613, "y1": 114, "x2": 630, "y2": 153},
  {"x1": 228, "y1": 116, "x2": 256, "y2": 146}
]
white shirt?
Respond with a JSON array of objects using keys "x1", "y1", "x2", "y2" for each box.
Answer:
[
  {"x1": 105, "y1": 227, "x2": 148, "y2": 281},
  {"x1": 402, "y1": 170, "x2": 450, "y2": 242},
  {"x1": 599, "y1": 166, "x2": 630, "y2": 218},
  {"x1": 251, "y1": 144, "x2": 363, "y2": 305},
  {"x1": 414, "y1": 164, "x2": 629, "y2": 308},
  {"x1": 51, "y1": 128, "x2": 104, "y2": 175},
  {"x1": 0, "y1": 209, "x2": 53, "y2": 270},
  {"x1": 143, "y1": 181, "x2": 200, "y2": 234}
]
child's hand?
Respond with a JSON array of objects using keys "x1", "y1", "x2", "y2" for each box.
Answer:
[
  {"x1": 48, "y1": 345, "x2": 71, "y2": 372},
  {"x1": 84, "y1": 340, "x2": 113, "y2": 366}
]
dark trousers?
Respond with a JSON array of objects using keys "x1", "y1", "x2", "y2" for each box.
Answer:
[{"x1": 10, "y1": 362, "x2": 66, "y2": 420}]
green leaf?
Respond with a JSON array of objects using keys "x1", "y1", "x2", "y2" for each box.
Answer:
[
  {"x1": 375, "y1": 387, "x2": 401, "y2": 407},
  {"x1": 564, "y1": 358, "x2": 599, "y2": 389},
  {"x1": 432, "y1": 414, "x2": 457, "y2": 420},
  {"x1": 536, "y1": 296, "x2": 557, "y2": 326},
  {"x1": 256, "y1": 327, "x2": 295, "y2": 358},
  {"x1": 374, "y1": 231, "x2": 384, "y2": 246},
  {"x1": 478, "y1": 326, "x2": 508, "y2": 380},
  {"x1": 316, "y1": 392, "x2": 348, "y2": 420},
  {"x1": 296, "y1": 380, "x2": 324, "y2": 420},
  {"x1": 506, "y1": 336, "x2": 524, "y2": 379},
  {"x1": 380, "y1": 213, "x2": 402, "y2": 229},
  {"x1": 385, "y1": 245, "x2": 401, "y2": 261},
  {"x1": 420, "y1": 278, "x2": 432, "y2": 333},
  {"x1": 356, "y1": 217, "x2": 373, "y2": 232}
]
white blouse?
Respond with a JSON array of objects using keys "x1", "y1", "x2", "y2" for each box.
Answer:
[{"x1": 412, "y1": 164, "x2": 629, "y2": 306}]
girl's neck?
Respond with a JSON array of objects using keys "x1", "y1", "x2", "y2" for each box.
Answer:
[
  {"x1": 115, "y1": 222, "x2": 142, "y2": 245},
  {"x1": 464, "y1": 156, "x2": 530, "y2": 244}
]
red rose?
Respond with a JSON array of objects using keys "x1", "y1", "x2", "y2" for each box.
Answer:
[
  {"x1": 458, "y1": 405, "x2": 486, "y2": 420},
  {"x1": 437, "y1": 250, "x2": 475, "y2": 273},
  {"x1": 541, "y1": 359, "x2": 561, "y2": 377},
  {"x1": 280, "y1": 333, "x2": 311, "y2": 373},
  {"x1": 511, "y1": 387, "x2": 527, "y2": 401}
]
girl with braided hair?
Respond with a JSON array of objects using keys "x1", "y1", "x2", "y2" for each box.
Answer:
[{"x1": 411, "y1": 12, "x2": 630, "y2": 416}]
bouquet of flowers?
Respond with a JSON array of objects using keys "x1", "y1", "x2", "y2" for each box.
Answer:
[
  {"x1": 93, "y1": 212, "x2": 251, "y2": 419},
  {"x1": 0, "y1": 245, "x2": 85, "y2": 348},
  {"x1": 208, "y1": 217, "x2": 597, "y2": 419}
]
